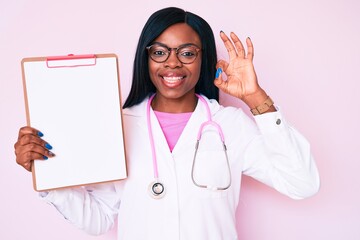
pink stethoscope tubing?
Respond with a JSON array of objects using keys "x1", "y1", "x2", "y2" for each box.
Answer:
[
  {"x1": 192, "y1": 94, "x2": 231, "y2": 191},
  {"x1": 146, "y1": 93, "x2": 231, "y2": 198}
]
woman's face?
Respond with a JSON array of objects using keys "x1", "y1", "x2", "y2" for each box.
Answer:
[{"x1": 148, "y1": 23, "x2": 202, "y2": 110}]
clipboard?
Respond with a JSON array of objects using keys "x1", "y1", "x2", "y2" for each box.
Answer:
[{"x1": 21, "y1": 54, "x2": 127, "y2": 191}]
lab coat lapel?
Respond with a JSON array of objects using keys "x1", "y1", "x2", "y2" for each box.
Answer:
[
  {"x1": 128, "y1": 97, "x2": 171, "y2": 154},
  {"x1": 149, "y1": 107, "x2": 173, "y2": 154},
  {"x1": 123, "y1": 97, "x2": 169, "y2": 153},
  {"x1": 172, "y1": 95, "x2": 218, "y2": 154}
]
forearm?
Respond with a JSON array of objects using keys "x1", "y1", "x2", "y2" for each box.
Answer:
[
  {"x1": 243, "y1": 110, "x2": 320, "y2": 199},
  {"x1": 40, "y1": 183, "x2": 120, "y2": 235}
]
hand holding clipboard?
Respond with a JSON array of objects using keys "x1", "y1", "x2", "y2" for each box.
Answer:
[{"x1": 15, "y1": 126, "x2": 56, "y2": 171}]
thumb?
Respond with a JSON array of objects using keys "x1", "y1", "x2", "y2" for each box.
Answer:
[
  {"x1": 216, "y1": 59, "x2": 228, "y2": 70},
  {"x1": 214, "y1": 67, "x2": 226, "y2": 90},
  {"x1": 214, "y1": 60, "x2": 229, "y2": 90}
]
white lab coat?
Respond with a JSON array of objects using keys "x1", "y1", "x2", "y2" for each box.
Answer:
[{"x1": 41, "y1": 96, "x2": 320, "y2": 240}]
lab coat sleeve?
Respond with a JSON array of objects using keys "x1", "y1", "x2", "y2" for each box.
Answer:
[
  {"x1": 39, "y1": 182, "x2": 121, "y2": 235},
  {"x1": 241, "y1": 109, "x2": 320, "y2": 199}
]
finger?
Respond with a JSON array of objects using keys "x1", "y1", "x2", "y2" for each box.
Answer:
[
  {"x1": 214, "y1": 67, "x2": 228, "y2": 91},
  {"x1": 230, "y1": 32, "x2": 245, "y2": 58},
  {"x1": 214, "y1": 60, "x2": 228, "y2": 89},
  {"x1": 17, "y1": 143, "x2": 55, "y2": 160},
  {"x1": 23, "y1": 162, "x2": 32, "y2": 172},
  {"x1": 220, "y1": 31, "x2": 237, "y2": 60},
  {"x1": 18, "y1": 126, "x2": 43, "y2": 141},
  {"x1": 246, "y1": 37, "x2": 254, "y2": 60},
  {"x1": 15, "y1": 134, "x2": 52, "y2": 155},
  {"x1": 216, "y1": 60, "x2": 229, "y2": 73},
  {"x1": 17, "y1": 151, "x2": 47, "y2": 172}
]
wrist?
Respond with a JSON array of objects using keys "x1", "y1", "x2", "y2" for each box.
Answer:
[
  {"x1": 250, "y1": 96, "x2": 275, "y2": 115},
  {"x1": 242, "y1": 88, "x2": 268, "y2": 109},
  {"x1": 242, "y1": 89, "x2": 276, "y2": 115}
]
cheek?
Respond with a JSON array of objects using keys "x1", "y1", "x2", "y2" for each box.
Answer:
[
  {"x1": 148, "y1": 61, "x2": 157, "y2": 80},
  {"x1": 191, "y1": 61, "x2": 202, "y2": 81}
]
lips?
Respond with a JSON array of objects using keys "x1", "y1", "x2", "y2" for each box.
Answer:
[
  {"x1": 163, "y1": 76, "x2": 184, "y2": 82},
  {"x1": 161, "y1": 74, "x2": 185, "y2": 88}
]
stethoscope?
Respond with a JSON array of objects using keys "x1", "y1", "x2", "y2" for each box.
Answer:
[{"x1": 147, "y1": 94, "x2": 231, "y2": 199}]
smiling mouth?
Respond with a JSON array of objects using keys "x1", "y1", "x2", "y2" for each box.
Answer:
[{"x1": 162, "y1": 76, "x2": 185, "y2": 83}]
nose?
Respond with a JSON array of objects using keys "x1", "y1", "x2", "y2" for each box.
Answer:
[{"x1": 164, "y1": 49, "x2": 182, "y2": 68}]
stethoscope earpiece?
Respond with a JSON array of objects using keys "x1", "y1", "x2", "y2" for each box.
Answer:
[{"x1": 148, "y1": 181, "x2": 165, "y2": 199}]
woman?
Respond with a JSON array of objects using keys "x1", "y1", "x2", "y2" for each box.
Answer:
[{"x1": 14, "y1": 7, "x2": 320, "y2": 240}]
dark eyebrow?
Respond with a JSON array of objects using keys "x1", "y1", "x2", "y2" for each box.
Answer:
[{"x1": 150, "y1": 42, "x2": 201, "y2": 49}]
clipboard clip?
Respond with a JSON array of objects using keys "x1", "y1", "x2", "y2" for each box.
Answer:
[{"x1": 46, "y1": 54, "x2": 97, "y2": 68}]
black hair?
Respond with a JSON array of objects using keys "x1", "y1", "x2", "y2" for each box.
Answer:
[{"x1": 123, "y1": 7, "x2": 218, "y2": 108}]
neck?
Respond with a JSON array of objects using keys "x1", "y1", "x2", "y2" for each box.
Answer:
[{"x1": 151, "y1": 93, "x2": 198, "y2": 113}]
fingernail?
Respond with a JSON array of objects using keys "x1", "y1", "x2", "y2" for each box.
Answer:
[
  {"x1": 49, "y1": 151, "x2": 56, "y2": 157},
  {"x1": 37, "y1": 131, "x2": 44, "y2": 137},
  {"x1": 43, "y1": 156, "x2": 48, "y2": 160},
  {"x1": 45, "y1": 143, "x2": 53, "y2": 150},
  {"x1": 215, "y1": 68, "x2": 222, "y2": 79},
  {"x1": 220, "y1": 30, "x2": 224, "y2": 34}
]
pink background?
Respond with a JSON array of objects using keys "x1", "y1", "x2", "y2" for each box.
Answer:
[{"x1": 1, "y1": 0, "x2": 359, "y2": 239}]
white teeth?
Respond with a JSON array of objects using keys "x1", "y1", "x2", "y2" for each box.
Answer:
[{"x1": 163, "y1": 76, "x2": 183, "y2": 82}]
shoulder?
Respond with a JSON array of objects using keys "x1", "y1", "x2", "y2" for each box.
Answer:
[
  {"x1": 122, "y1": 98, "x2": 147, "y2": 117},
  {"x1": 203, "y1": 96, "x2": 258, "y2": 136},
  {"x1": 203, "y1": 96, "x2": 247, "y2": 120}
]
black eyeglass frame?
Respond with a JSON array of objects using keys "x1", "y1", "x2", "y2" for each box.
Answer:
[{"x1": 146, "y1": 42, "x2": 202, "y2": 64}]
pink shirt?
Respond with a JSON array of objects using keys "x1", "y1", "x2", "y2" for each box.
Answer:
[{"x1": 154, "y1": 111, "x2": 192, "y2": 152}]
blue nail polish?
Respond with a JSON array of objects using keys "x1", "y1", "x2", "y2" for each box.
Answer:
[
  {"x1": 215, "y1": 68, "x2": 222, "y2": 79},
  {"x1": 37, "y1": 131, "x2": 44, "y2": 137},
  {"x1": 45, "y1": 143, "x2": 53, "y2": 150},
  {"x1": 43, "y1": 156, "x2": 48, "y2": 160}
]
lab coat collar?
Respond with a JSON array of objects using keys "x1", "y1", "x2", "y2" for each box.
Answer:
[
  {"x1": 122, "y1": 95, "x2": 222, "y2": 118},
  {"x1": 122, "y1": 95, "x2": 223, "y2": 154}
]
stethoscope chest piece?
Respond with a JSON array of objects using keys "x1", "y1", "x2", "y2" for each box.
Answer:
[{"x1": 148, "y1": 180, "x2": 165, "y2": 199}]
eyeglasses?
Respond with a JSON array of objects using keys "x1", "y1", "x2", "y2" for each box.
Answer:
[{"x1": 146, "y1": 43, "x2": 201, "y2": 64}]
